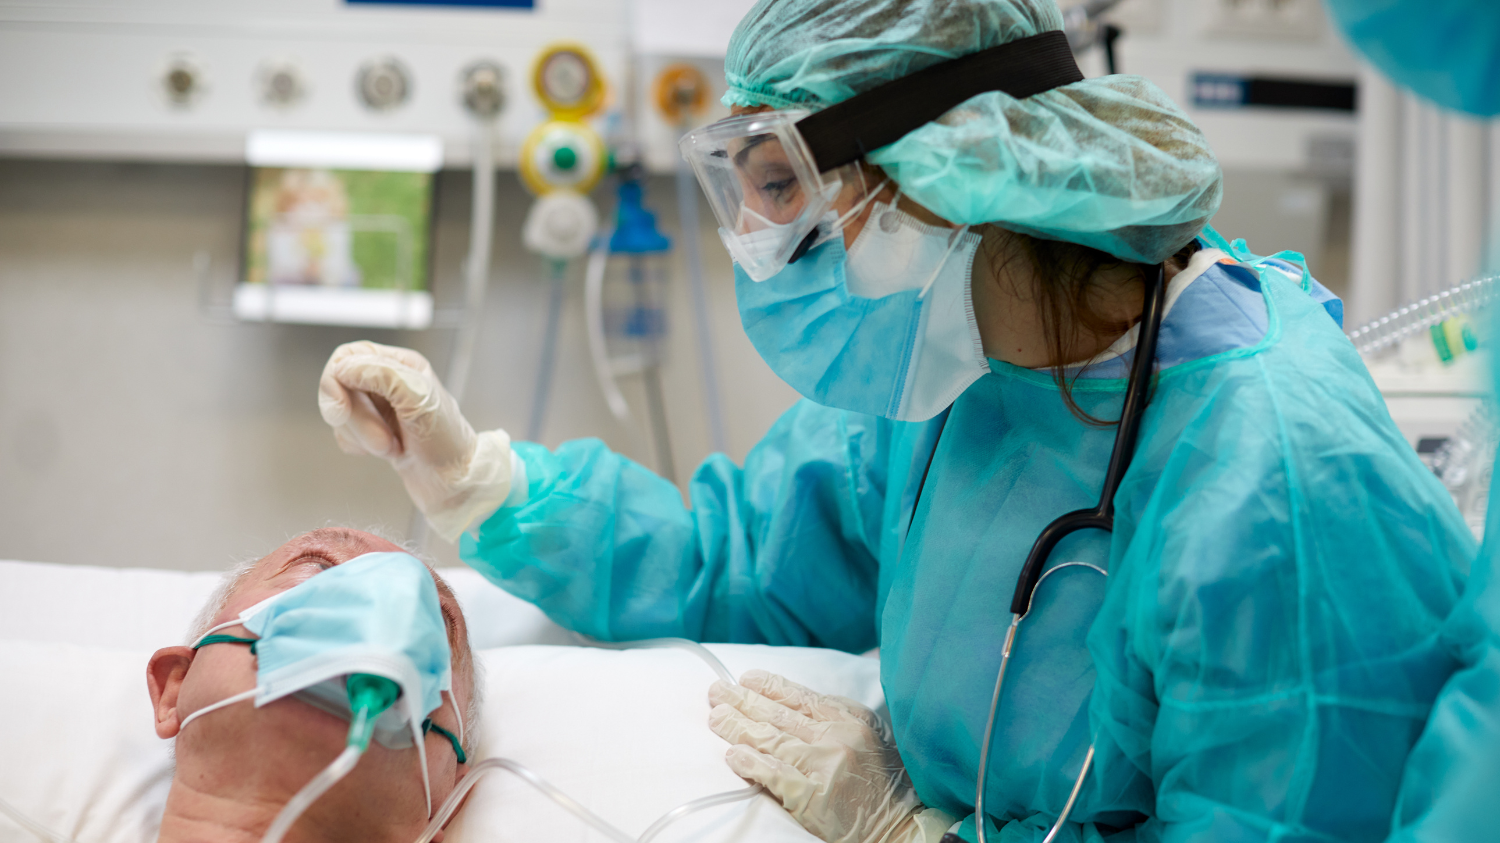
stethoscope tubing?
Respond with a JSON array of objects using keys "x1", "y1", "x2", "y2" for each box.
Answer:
[{"x1": 974, "y1": 263, "x2": 1168, "y2": 843}]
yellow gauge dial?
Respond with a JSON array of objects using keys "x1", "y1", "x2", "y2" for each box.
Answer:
[{"x1": 532, "y1": 44, "x2": 604, "y2": 119}]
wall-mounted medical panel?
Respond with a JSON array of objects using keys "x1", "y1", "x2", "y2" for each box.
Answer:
[{"x1": 0, "y1": 0, "x2": 629, "y2": 167}]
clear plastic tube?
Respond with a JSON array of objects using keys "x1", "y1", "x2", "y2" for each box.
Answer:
[
  {"x1": 409, "y1": 638, "x2": 763, "y2": 843},
  {"x1": 414, "y1": 757, "x2": 637, "y2": 843},
  {"x1": 261, "y1": 744, "x2": 363, "y2": 843},
  {"x1": 635, "y1": 785, "x2": 763, "y2": 843},
  {"x1": 0, "y1": 796, "x2": 74, "y2": 843},
  {"x1": 413, "y1": 757, "x2": 762, "y2": 843},
  {"x1": 580, "y1": 636, "x2": 736, "y2": 685}
]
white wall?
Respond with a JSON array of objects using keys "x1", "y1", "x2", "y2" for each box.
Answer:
[
  {"x1": 0, "y1": 160, "x2": 798, "y2": 570},
  {"x1": 1, "y1": 0, "x2": 1375, "y2": 571}
]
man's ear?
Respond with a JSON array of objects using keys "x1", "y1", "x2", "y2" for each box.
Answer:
[{"x1": 147, "y1": 647, "x2": 195, "y2": 739}]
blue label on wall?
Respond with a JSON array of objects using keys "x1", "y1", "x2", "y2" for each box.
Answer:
[
  {"x1": 1192, "y1": 73, "x2": 1248, "y2": 109},
  {"x1": 347, "y1": 0, "x2": 534, "y2": 9}
]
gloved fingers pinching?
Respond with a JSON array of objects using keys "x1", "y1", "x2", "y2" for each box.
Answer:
[{"x1": 328, "y1": 353, "x2": 438, "y2": 422}]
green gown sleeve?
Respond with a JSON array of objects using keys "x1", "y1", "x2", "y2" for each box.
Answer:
[{"x1": 458, "y1": 399, "x2": 892, "y2": 652}]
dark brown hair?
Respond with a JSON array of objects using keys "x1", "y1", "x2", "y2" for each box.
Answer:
[{"x1": 978, "y1": 227, "x2": 1201, "y2": 425}]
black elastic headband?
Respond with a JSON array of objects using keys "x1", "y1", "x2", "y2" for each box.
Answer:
[{"x1": 795, "y1": 30, "x2": 1084, "y2": 173}]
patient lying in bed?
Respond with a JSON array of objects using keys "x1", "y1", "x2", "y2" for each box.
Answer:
[{"x1": 144, "y1": 527, "x2": 477, "y2": 843}]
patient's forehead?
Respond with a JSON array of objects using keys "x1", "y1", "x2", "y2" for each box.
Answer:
[{"x1": 217, "y1": 528, "x2": 468, "y2": 651}]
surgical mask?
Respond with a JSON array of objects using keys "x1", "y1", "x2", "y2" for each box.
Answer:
[
  {"x1": 721, "y1": 207, "x2": 797, "y2": 275},
  {"x1": 736, "y1": 198, "x2": 988, "y2": 421},
  {"x1": 185, "y1": 551, "x2": 460, "y2": 821}
]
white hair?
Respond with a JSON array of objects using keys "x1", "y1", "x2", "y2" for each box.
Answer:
[{"x1": 184, "y1": 523, "x2": 484, "y2": 757}]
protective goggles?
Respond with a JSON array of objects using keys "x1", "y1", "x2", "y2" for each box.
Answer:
[{"x1": 678, "y1": 30, "x2": 1084, "y2": 282}]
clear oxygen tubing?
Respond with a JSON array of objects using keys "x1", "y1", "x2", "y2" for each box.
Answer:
[
  {"x1": 578, "y1": 635, "x2": 736, "y2": 685},
  {"x1": 262, "y1": 678, "x2": 402, "y2": 843},
  {"x1": 634, "y1": 785, "x2": 764, "y2": 843},
  {"x1": 1346, "y1": 272, "x2": 1498, "y2": 355},
  {"x1": 975, "y1": 562, "x2": 1108, "y2": 843},
  {"x1": 261, "y1": 745, "x2": 363, "y2": 843},
  {"x1": 410, "y1": 638, "x2": 763, "y2": 843},
  {"x1": 0, "y1": 796, "x2": 74, "y2": 843},
  {"x1": 413, "y1": 757, "x2": 637, "y2": 843},
  {"x1": 411, "y1": 120, "x2": 498, "y2": 548},
  {"x1": 411, "y1": 756, "x2": 759, "y2": 843},
  {"x1": 526, "y1": 258, "x2": 568, "y2": 442},
  {"x1": 674, "y1": 127, "x2": 728, "y2": 454}
]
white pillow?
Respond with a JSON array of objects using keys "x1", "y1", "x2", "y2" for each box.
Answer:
[
  {"x1": 0, "y1": 641, "x2": 171, "y2": 843},
  {"x1": 0, "y1": 561, "x2": 570, "y2": 651},
  {"x1": 0, "y1": 640, "x2": 883, "y2": 843}
]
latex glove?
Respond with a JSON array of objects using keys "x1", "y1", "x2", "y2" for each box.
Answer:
[
  {"x1": 318, "y1": 341, "x2": 516, "y2": 542},
  {"x1": 708, "y1": 670, "x2": 955, "y2": 843}
]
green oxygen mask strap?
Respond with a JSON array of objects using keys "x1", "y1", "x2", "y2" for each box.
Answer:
[
  {"x1": 193, "y1": 634, "x2": 258, "y2": 653},
  {"x1": 345, "y1": 674, "x2": 401, "y2": 752},
  {"x1": 423, "y1": 719, "x2": 467, "y2": 764}
]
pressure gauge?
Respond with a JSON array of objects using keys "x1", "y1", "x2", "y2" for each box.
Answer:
[
  {"x1": 652, "y1": 63, "x2": 711, "y2": 125},
  {"x1": 519, "y1": 120, "x2": 606, "y2": 195},
  {"x1": 532, "y1": 44, "x2": 604, "y2": 118}
]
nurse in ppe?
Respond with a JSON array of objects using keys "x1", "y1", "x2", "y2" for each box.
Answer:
[
  {"x1": 318, "y1": 1, "x2": 1476, "y2": 840},
  {"x1": 1324, "y1": 2, "x2": 1500, "y2": 840}
]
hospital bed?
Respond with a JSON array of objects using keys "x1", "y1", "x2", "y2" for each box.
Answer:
[{"x1": 0, "y1": 559, "x2": 884, "y2": 843}]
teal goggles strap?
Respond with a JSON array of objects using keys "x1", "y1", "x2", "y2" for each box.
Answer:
[
  {"x1": 423, "y1": 718, "x2": 467, "y2": 764},
  {"x1": 194, "y1": 634, "x2": 258, "y2": 654}
]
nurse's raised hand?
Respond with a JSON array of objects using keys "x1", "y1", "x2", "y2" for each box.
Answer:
[
  {"x1": 318, "y1": 341, "x2": 517, "y2": 542},
  {"x1": 708, "y1": 670, "x2": 955, "y2": 843}
]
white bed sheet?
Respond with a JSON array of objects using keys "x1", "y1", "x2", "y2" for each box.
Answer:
[{"x1": 0, "y1": 560, "x2": 882, "y2": 843}]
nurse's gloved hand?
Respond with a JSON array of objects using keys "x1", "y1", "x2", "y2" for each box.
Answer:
[
  {"x1": 708, "y1": 670, "x2": 955, "y2": 843},
  {"x1": 318, "y1": 341, "x2": 517, "y2": 542}
]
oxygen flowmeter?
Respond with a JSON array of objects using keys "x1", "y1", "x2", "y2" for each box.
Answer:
[{"x1": 519, "y1": 43, "x2": 607, "y2": 261}]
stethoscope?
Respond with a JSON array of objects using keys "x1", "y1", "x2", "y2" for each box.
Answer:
[{"x1": 912, "y1": 264, "x2": 1167, "y2": 843}]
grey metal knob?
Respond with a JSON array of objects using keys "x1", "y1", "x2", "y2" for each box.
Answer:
[
  {"x1": 461, "y1": 61, "x2": 506, "y2": 119},
  {"x1": 357, "y1": 57, "x2": 411, "y2": 111}
]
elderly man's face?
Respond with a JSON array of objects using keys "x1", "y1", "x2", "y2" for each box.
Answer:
[{"x1": 146, "y1": 528, "x2": 474, "y2": 843}]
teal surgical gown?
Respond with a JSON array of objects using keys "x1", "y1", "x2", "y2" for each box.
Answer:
[{"x1": 462, "y1": 243, "x2": 1475, "y2": 841}]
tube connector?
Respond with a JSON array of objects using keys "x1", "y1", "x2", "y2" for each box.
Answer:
[{"x1": 345, "y1": 674, "x2": 401, "y2": 751}]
